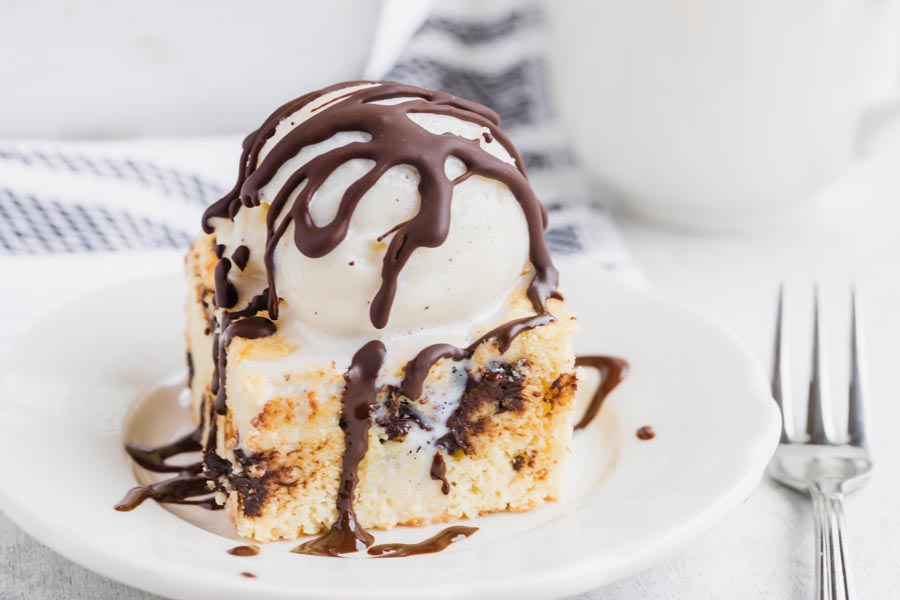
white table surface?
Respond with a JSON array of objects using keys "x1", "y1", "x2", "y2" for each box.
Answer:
[
  {"x1": 2, "y1": 124, "x2": 898, "y2": 598},
  {"x1": 583, "y1": 124, "x2": 900, "y2": 599}
]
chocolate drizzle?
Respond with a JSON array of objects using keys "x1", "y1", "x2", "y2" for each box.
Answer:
[
  {"x1": 210, "y1": 292, "x2": 275, "y2": 424},
  {"x1": 401, "y1": 344, "x2": 469, "y2": 401},
  {"x1": 117, "y1": 282, "x2": 274, "y2": 512},
  {"x1": 477, "y1": 312, "x2": 557, "y2": 354},
  {"x1": 114, "y1": 473, "x2": 219, "y2": 512},
  {"x1": 114, "y1": 426, "x2": 220, "y2": 512},
  {"x1": 224, "y1": 316, "x2": 277, "y2": 345},
  {"x1": 121, "y1": 82, "x2": 567, "y2": 559},
  {"x1": 214, "y1": 258, "x2": 238, "y2": 309},
  {"x1": 228, "y1": 544, "x2": 260, "y2": 557},
  {"x1": 231, "y1": 245, "x2": 250, "y2": 271},
  {"x1": 367, "y1": 526, "x2": 478, "y2": 558},
  {"x1": 430, "y1": 452, "x2": 450, "y2": 495},
  {"x1": 401, "y1": 312, "x2": 555, "y2": 404},
  {"x1": 574, "y1": 356, "x2": 629, "y2": 430},
  {"x1": 115, "y1": 414, "x2": 222, "y2": 512},
  {"x1": 201, "y1": 81, "x2": 558, "y2": 328},
  {"x1": 198, "y1": 281, "x2": 277, "y2": 515},
  {"x1": 636, "y1": 425, "x2": 656, "y2": 440},
  {"x1": 124, "y1": 428, "x2": 202, "y2": 473},
  {"x1": 291, "y1": 341, "x2": 386, "y2": 557},
  {"x1": 376, "y1": 387, "x2": 432, "y2": 441},
  {"x1": 199, "y1": 82, "x2": 562, "y2": 557},
  {"x1": 438, "y1": 361, "x2": 527, "y2": 456},
  {"x1": 198, "y1": 82, "x2": 562, "y2": 553},
  {"x1": 186, "y1": 351, "x2": 194, "y2": 388}
]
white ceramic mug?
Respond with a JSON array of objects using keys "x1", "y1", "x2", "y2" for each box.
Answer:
[{"x1": 546, "y1": 0, "x2": 900, "y2": 230}]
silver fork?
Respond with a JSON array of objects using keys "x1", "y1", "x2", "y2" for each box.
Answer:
[{"x1": 768, "y1": 285, "x2": 873, "y2": 600}]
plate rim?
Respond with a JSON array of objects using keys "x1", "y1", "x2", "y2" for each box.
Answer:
[{"x1": 0, "y1": 261, "x2": 781, "y2": 599}]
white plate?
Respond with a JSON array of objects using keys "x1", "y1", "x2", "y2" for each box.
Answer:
[{"x1": 0, "y1": 258, "x2": 780, "y2": 600}]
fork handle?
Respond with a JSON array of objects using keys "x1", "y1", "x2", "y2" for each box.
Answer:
[{"x1": 811, "y1": 482, "x2": 851, "y2": 600}]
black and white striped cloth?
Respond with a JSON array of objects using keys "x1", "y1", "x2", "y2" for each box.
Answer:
[{"x1": 0, "y1": 0, "x2": 631, "y2": 271}]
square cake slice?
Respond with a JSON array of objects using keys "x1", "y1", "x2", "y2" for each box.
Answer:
[
  {"x1": 181, "y1": 81, "x2": 579, "y2": 551},
  {"x1": 186, "y1": 235, "x2": 577, "y2": 543}
]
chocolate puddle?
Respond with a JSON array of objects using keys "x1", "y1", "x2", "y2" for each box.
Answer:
[
  {"x1": 228, "y1": 545, "x2": 260, "y2": 557},
  {"x1": 573, "y1": 356, "x2": 629, "y2": 430},
  {"x1": 636, "y1": 426, "x2": 656, "y2": 440},
  {"x1": 124, "y1": 428, "x2": 203, "y2": 473},
  {"x1": 114, "y1": 422, "x2": 220, "y2": 512},
  {"x1": 367, "y1": 526, "x2": 479, "y2": 558},
  {"x1": 115, "y1": 472, "x2": 218, "y2": 512}
]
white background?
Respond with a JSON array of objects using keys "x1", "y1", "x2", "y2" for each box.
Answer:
[
  {"x1": 5, "y1": 0, "x2": 900, "y2": 232},
  {"x1": 0, "y1": 0, "x2": 382, "y2": 138},
  {"x1": 1, "y1": 1, "x2": 899, "y2": 598}
]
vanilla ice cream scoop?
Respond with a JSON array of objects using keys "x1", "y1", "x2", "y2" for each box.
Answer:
[{"x1": 204, "y1": 82, "x2": 557, "y2": 337}]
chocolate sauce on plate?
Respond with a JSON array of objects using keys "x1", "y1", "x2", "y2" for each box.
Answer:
[
  {"x1": 114, "y1": 474, "x2": 219, "y2": 512},
  {"x1": 114, "y1": 423, "x2": 221, "y2": 512},
  {"x1": 367, "y1": 526, "x2": 478, "y2": 558},
  {"x1": 123, "y1": 428, "x2": 203, "y2": 473},
  {"x1": 636, "y1": 425, "x2": 656, "y2": 440},
  {"x1": 573, "y1": 356, "x2": 629, "y2": 430},
  {"x1": 228, "y1": 545, "x2": 260, "y2": 557}
]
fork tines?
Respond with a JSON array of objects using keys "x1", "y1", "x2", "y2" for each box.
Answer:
[{"x1": 772, "y1": 285, "x2": 867, "y2": 447}]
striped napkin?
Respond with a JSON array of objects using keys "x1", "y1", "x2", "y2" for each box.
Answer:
[{"x1": 0, "y1": 0, "x2": 631, "y2": 267}]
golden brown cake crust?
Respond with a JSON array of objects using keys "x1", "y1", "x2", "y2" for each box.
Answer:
[
  {"x1": 187, "y1": 233, "x2": 578, "y2": 543},
  {"x1": 186, "y1": 225, "x2": 577, "y2": 542}
]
